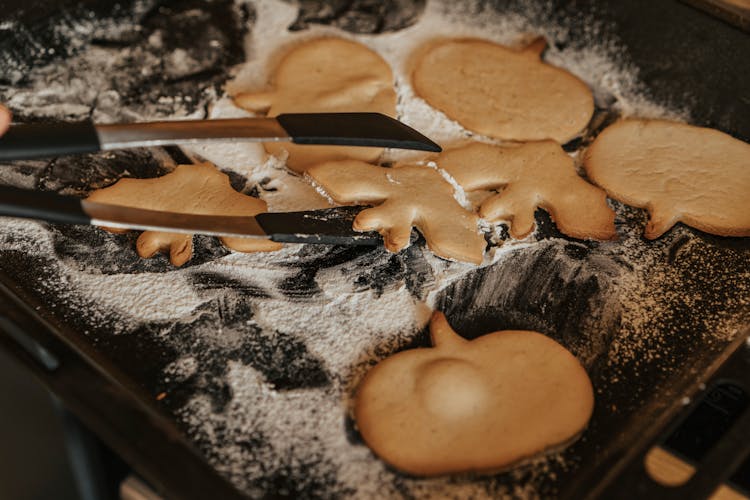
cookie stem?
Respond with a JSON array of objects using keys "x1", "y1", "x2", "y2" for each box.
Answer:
[
  {"x1": 522, "y1": 37, "x2": 548, "y2": 58},
  {"x1": 429, "y1": 312, "x2": 467, "y2": 349}
]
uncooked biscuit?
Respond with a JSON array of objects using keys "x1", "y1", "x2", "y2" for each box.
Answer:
[
  {"x1": 584, "y1": 119, "x2": 750, "y2": 239},
  {"x1": 354, "y1": 311, "x2": 595, "y2": 476},
  {"x1": 235, "y1": 38, "x2": 397, "y2": 172},
  {"x1": 307, "y1": 160, "x2": 486, "y2": 264},
  {"x1": 87, "y1": 162, "x2": 282, "y2": 266},
  {"x1": 411, "y1": 38, "x2": 594, "y2": 143},
  {"x1": 439, "y1": 141, "x2": 616, "y2": 240}
]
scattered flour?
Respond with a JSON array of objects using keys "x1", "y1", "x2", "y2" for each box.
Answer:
[
  {"x1": 0, "y1": 1, "x2": 741, "y2": 499},
  {"x1": 65, "y1": 271, "x2": 205, "y2": 322}
]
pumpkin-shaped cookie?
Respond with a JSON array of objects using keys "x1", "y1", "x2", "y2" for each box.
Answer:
[
  {"x1": 411, "y1": 38, "x2": 593, "y2": 143},
  {"x1": 354, "y1": 312, "x2": 594, "y2": 476}
]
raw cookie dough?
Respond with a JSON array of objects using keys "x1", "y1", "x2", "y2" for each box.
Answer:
[
  {"x1": 87, "y1": 162, "x2": 282, "y2": 266},
  {"x1": 439, "y1": 141, "x2": 617, "y2": 240},
  {"x1": 411, "y1": 38, "x2": 594, "y2": 143},
  {"x1": 235, "y1": 38, "x2": 398, "y2": 172},
  {"x1": 354, "y1": 311, "x2": 595, "y2": 476},
  {"x1": 307, "y1": 160, "x2": 486, "y2": 264},
  {"x1": 584, "y1": 119, "x2": 750, "y2": 239}
]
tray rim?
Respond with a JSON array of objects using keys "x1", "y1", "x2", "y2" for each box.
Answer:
[{"x1": 0, "y1": 269, "x2": 247, "y2": 500}]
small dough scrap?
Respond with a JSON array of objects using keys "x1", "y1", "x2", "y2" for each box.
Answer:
[
  {"x1": 87, "y1": 162, "x2": 282, "y2": 266},
  {"x1": 411, "y1": 38, "x2": 594, "y2": 143},
  {"x1": 584, "y1": 119, "x2": 750, "y2": 239},
  {"x1": 355, "y1": 311, "x2": 594, "y2": 476},
  {"x1": 235, "y1": 38, "x2": 397, "y2": 172},
  {"x1": 439, "y1": 142, "x2": 616, "y2": 240},
  {"x1": 307, "y1": 160, "x2": 486, "y2": 264}
]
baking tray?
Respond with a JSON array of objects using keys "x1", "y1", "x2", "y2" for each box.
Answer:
[{"x1": 0, "y1": 0, "x2": 749, "y2": 498}]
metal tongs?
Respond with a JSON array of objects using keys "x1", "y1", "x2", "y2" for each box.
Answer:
[
  {"x1": 0, "y1": 113, "x2": 441, "y2": 245},
  {"x1": 0, "y1": 112, "x2": 440, "y2": 161}
]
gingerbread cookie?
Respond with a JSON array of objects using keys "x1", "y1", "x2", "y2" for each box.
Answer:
[
  {"x1": 411, "y1": 38, "x2": 593, "y2": 143},
  {"x1": 439, "y1": 141, "x2": 616, "y2": 240},
  {"x1": 584, "y1": 119, "x2": 750, "y2": 239},
  {"x1": 235, "y1": 38, "x2": 397, "y2": 172},
  {"x1": 354, "y1": 312, "x2": 594, "y2": 476},
  {"x1": 307, "y1": 160, "x2": 486, "y2": 264},
  {"x1": 87, "y1": 162, "x2": 282, "y2": 266}
]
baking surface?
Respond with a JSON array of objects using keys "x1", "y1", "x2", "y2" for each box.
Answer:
[{"x1": 0, "y1": 0, "x2": 749, "y2": 498}]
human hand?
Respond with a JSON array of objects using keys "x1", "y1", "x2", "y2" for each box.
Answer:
[{"x1": 0, "y1": 105, "x2": 10, "y2": 136}]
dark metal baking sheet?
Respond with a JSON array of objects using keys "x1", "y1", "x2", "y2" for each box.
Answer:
[{"x1": 0, "y1": 0, "x2": 749, "y2": 498}]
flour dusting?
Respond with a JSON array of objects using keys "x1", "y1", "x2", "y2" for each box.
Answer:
[{"x1": 0, "y1": 1, "x2": 746, "y2": 499}]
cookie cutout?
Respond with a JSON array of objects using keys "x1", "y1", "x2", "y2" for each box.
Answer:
[
  {"x1": 439, "y1": 142, "x2": 616, "y2": 240},
  {"x1": 235, "y1": 38, "x2": 397, "y2": 172},
  {"x1": 411, "y1": 38, "x2": 593, "y2": 143},
  {"x1": 307, "y1": 160, "x2": 486, "y2": 264},
  {"x1": 584, "y1": 119, "x2": 750, "y2": 239},
  {"x1": 87, "y1": 162, "x2": 282, "y2": 266},
  {"x1": 354, "y1": 312, "x2": 594, "y2": 476}
]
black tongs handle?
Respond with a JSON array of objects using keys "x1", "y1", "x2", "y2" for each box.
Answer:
[
  {"x1": 0, "y1": 121, "x2": 101, "y2": 161},
  {"x1": 0, "y1": 185, "x2": 90, "y2": 225}
]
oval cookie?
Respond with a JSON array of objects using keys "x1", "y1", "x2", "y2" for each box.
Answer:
[
  {"x1": 411, "y1": 38, "x2": 593, "y2": 143},
  {"x1": 354, "y1": 312, "x2": 594, "y2": 476},
  {"x1": 584, "y1": 119, "x2": 750, "y2": 239},
  {"x1": 235, "y1": 38, "x2": 397, "y2": 172}
]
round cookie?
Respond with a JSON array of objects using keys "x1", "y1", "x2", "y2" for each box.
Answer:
[
  {"x1": 235, "y1": 38, "x2": 398, "y2": 172},
  {"x1": 87, "y1": 162, "x2": 282, "y2": 266},
  {"x1": 411, "y1": 38, "x2": 594, "y2": 143},
  {"x1": 584, "y1": 119, "x2": 750, "y2": 239},
  {"x1": 354, "y1": 312, "x2": 594, "y2": 476}
]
